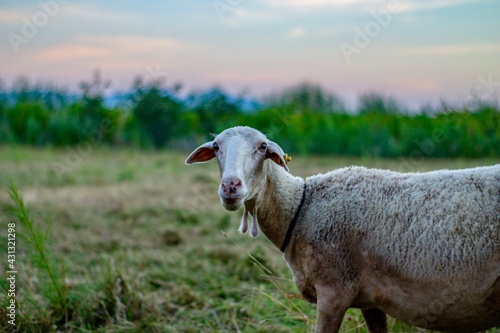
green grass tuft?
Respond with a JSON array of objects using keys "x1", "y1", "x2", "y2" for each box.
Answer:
[{"x1": 3, "y1": 174, "x2": 69, "y2": 324}]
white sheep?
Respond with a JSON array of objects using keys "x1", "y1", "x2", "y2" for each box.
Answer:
[{"x1": 185, "y1": 126, "x2": 500, "y2": 333}]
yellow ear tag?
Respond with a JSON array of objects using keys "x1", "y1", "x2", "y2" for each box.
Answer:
[{"x1": 284, "y1": 153, "x2": 292, "y2": 164}]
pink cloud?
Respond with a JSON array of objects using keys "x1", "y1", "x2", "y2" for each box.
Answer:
[
  {"x1": 395, "y1": 44, "x2": 500, "y2": 56},
  {"x1": 0, "y1": 9, "x2": 26, "y2": 23},
  {"x1": 38, "y1": 35, "x2": 183, "y2": 61}
]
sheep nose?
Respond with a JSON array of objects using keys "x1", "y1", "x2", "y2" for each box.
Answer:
[{"x1": 221, "y1": 177, "x2": 242, "y2": 195}]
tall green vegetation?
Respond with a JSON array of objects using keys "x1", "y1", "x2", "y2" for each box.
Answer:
[
  {"x1": 266, "y1": 82, "x2": 346, "y2": 114},
  {"x1": 75, "y1": 70, "x2": 121, "y2": 144},
  {"x1": 0, "y1": 74, "x2": 498, "y2": 158},
  {"x1": 190, "y1": 87, "x2": 243, "y2": 138},
  {"x1": 3, "y1": 175, "x2": 69, "y2": 330},
  {"x1": 130, "y1": 78, "x2": 184, "y2": 148}
]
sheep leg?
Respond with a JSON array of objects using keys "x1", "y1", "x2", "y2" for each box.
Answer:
[
  {"x1": 239, "y1": 207, "x2": 249, "y2": 233},
  {"x1": 361, "y1": 308, "x2": 387, "y2": 333},
  {"x1": 315, "y1": 285, "x2": 350, "y2": 333}
]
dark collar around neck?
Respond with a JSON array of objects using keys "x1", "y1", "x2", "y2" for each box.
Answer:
[{"x1": 280, "y1": 181, "x2": 307, "y2": 253}]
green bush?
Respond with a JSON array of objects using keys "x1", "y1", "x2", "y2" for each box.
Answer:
[
  {"x1": 5, "y1": 102, "x2": 49, "y2": 145},
  {"x1": 132, "y1": 84, "x2": 182, "y2": 148}
]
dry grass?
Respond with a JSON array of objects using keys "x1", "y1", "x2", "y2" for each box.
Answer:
[{"x1": 0, "y1": 145, "x2": 499, "y2": 332}]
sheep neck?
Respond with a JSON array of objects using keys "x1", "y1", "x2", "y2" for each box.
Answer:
[{"x1": 244, "y1": 161, "x2": 305, "y2": 250}]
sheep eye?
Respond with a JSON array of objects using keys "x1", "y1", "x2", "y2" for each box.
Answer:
[
  {"x1": 259, "y1": 142, "x2": 267, "y2": 152},
  {"x1": 213, "y1": 142, "x2": 219, "y2": 151}
]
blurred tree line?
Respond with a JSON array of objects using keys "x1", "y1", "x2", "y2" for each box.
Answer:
[{"x1": 0, "y1": 72, "x2": 499, "y2": 158}]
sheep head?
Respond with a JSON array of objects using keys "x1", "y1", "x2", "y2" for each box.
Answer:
[{"x1": 185, "y1": 126, "x2": 289, "y2": 211}]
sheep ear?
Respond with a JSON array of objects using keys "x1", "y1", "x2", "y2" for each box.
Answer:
[
  {"x1": 185, "y1": 141, "x2": 216, "y2": 164},
  {"x1": 266, "y1": 141, "x2": 289, "y2": 171}
]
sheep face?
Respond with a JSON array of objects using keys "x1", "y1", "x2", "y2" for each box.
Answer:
[{"x1": 185, "y1": 126, "x2": 289, "y2": 211}]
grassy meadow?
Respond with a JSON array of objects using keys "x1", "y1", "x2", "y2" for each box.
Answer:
[{"x1": 1, "y1": 145, "x2": 499, "y2": 333}]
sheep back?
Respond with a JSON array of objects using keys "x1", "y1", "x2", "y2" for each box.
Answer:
[{"x1": 300, "y1": 165, "x2": 500, "y2": 280}]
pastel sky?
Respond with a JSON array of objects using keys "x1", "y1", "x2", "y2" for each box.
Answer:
[{"x1": 1, "y1": 0, "x2": 499, "y2": 109}]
